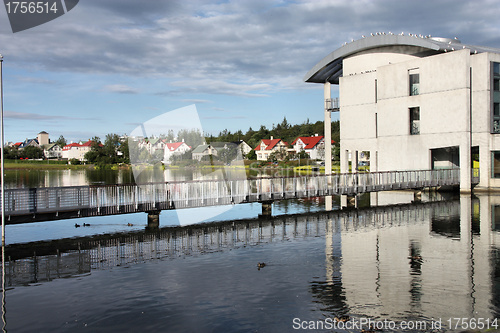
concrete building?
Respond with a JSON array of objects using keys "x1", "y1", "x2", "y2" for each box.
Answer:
[{"x1": 305, "y1": 33, "x2": 500, "y2": 191}]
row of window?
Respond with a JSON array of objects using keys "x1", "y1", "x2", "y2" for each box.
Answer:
[{"x1": 493, "y1": 62, "x2": 500, "y2": 133}]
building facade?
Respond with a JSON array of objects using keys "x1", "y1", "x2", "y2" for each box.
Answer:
[
  {"x1": 254, "y1": 137, "x2": 288, "y2": 161},
  {"x1": 305, "y1": 34, "x2": 500, "y2": 191}
]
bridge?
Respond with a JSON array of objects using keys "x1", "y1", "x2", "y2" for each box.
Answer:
[{"x1": 2, "y1": 168, "x2": 460, "y2": 224}]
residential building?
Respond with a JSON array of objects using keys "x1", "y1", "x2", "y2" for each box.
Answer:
[
  {"x1": 254, "y1": 137, "x2": 288, "y2": 161},
  {"x1": 291, "y1": 135, "x2": 335, "y2": 160},
  {"x1": 163, "y1": 142, "x2": 191, "y2": 164},
  {"x1": 18, "y1": 138, "x2": 40, "y2": 149},
  {"x1": 305, "y1": 33, "x2": 500, "y2": 191},
  {"x1": 37, "y1": 131, "x2": 49, "y2": 146},
  {"x1": 62, "y1": 140, "x2": 101, "y2": 161},
  {"x1": 192, "y1": 144, "x2": 218, "y2": 161},
  {"x1": 42, "y1": 143, "x2": 62, "y2": 159},
  {"x1": 62, "y1": 142, "x2": 83, "y2": 160}
]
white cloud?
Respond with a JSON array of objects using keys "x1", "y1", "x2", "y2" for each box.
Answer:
[{"x1": 103, "y1": 84, "x2": 139, "y2": 94}]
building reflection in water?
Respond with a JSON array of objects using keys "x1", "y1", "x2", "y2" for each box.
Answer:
[{"x1": 318, "y1": 192, "x2": 500, "y2": 322}]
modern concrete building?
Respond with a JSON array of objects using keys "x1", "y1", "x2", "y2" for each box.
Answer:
[{"x1": 305, "y1": 33, "x2": 500, "y2": 191}]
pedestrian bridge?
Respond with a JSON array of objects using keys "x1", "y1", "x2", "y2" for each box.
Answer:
[{"x1": 2, "y1": 168, "x2": 460, "y2": 224}]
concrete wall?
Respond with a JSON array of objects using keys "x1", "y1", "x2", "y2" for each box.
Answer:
[{"x1": 340, "y1": 48, "x2": 474, "y2": 189}]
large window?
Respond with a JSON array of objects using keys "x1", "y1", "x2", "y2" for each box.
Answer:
[
  {"x1": 492, "y1": 151, "x2": 500, "y2": 178},
  {"x1": 409, "y1": 69, "x2": 419, "y2": 96},
  {"x1": 492, "y1": 62, "x2": 500, "y2": 133},
  {"x1": 410, "y1": 107, "x2": 420, "y2": 135}
]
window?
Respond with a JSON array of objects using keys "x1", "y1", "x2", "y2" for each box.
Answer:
[
  {"x1": 410, "y1": 107, "x2": 420, "y2": 135},
  {"x1": 493, "y1": 62, "x2": 500, "y2": 133},
  {"x1": 409, "y1": 69, "x2": 419, "y2": 96},
  {"x1": 492, "y1": 151, "x2": 500, "y2": 178}
]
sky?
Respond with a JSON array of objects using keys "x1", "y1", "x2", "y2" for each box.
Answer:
[{"x1": 1, "y1": 0, "x2": 500, "y2": 144}]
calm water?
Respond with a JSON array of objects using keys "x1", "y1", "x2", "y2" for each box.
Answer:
[{"x1": 1, "y1": 191, "x2": 500, "y2": 332}]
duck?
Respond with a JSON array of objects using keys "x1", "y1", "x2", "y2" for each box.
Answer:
[
  {"x1": 83, "y1": 223, "x2": 90, "y2": 227},
  {"x1": 334, "y1": 315, "x2": 350, "y2": 322},
  {"x1": 75, "y1": 223, "x2": 80, "y2": 228},
  {"x1": 127, "y1": 223, "x2": 134, "y2": 226},
  {"x1": 257, "y1": 262, "x2": 266, "y2": 269}
]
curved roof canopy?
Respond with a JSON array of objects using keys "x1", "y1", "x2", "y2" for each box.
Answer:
[{"x1": 304, "y1": 34, "x2": 500, "y2": 84}]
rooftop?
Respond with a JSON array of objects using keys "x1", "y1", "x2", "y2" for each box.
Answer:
[{"x1": 304, "y1": 33, "x2": 500, "y2": 84}]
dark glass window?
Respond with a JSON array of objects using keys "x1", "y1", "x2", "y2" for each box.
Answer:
[
  {"x1": 409, "y1": 73, "x2": 419, "y2": 96},
  {"x1": 410, "y1": 107, "x2": 420, "y2": 135},
  {"x1": 492, "y1": 151, "x2": 500, "y2": 178}
]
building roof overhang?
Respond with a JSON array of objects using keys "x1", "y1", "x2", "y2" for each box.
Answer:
[{"x1": 304, "y1": 34, "x2": 500, "y2": 84}]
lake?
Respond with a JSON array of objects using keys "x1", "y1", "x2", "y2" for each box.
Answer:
[{"x1": 1, "y1": 169, "x2": 499, "y2": 332}]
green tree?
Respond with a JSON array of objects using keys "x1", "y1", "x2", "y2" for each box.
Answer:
[
  {"x1": 246, "y1": 149, "x2": 257, "y2": 160},
  {"x1": 55, "y1": 135, "x2": 67, "y2": 148},
  {"x1": 3, "y1": 146, "x2": 19, "y2": 159},
  {"x1": 21, "y1": 146, "x2": 44, "y2": 159}
]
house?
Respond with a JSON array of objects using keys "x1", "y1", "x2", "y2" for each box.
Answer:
[
  {"x1": 305, "y1": 33, "x2": 500, "y2": 191},
  {"x1": 18, "y1": 138, "x2": 40, "y2": 149},
  {"x1": 192, "y1": 144, "x2": 218, "y2": 161},
  {"x1": 254, "y1": 137, "x2": 288, "y2": 161},
  {"x1": 291, "y1": 135, "x2": 335, "y2": 160},
  {"x1": 235, "y1": 140, "x2": 252, "y2": 156},
  {"x1": 62, "y1": 142, "x2": 83, "y2": 160},
  {"x1": 42, "y1": 143, "x2": 62, "y2": 159},
  {"x1": 163, "y1": 142, "x2": 191, "y2": 164},
  {"x1": 62, "y1": 140, "x2": 101, "y2": 161}
]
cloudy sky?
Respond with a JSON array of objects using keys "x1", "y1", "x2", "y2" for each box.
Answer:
[{"x1": 1, "y1": 0, "x2": 500, "y2": 143}]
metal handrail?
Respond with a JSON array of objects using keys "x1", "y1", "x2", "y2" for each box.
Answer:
[{"x1": 1, "y1": 169, "x2": 461, "y2": 216}]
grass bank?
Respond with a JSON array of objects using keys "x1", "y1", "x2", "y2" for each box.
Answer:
[{"x1": 6, "y1": 160, "x2": 94, "y2": 170}]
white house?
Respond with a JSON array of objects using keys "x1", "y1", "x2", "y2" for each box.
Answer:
[
  {"x1": 254, "y1": 137, "x2": 288, "y2": 161},
  {"x1": 62, "y1": 140, "x2": 100, "y2": 161},
  {"x1": 42, "y1": 143, "x2": 62, "y2": 159},
  {"x1": 163, "y1": 142, "x2": 191, "y2": 164},
  {"x1": 305, "y1": 33, "x2": 500, "y2": 191},
  {"x1": 291, "y1": 135, "x2": 334, "y2": 160},
  {"x1": 192, "y1": 144, "x2": 218, "y2": 161}
]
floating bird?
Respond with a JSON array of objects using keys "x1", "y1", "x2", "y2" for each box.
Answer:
[
  {"x1": 257, "y1": 262, "x2": 266, "y2": 270},
  {"x1": 75, "y1": 223, "x2": 80, "y2": 228},
  {"x1": 127, "y1": 223, "x2": 134, "y2": 226},
  {"x1": 334, "y1": 316, "x2": 350, "y2": 322},
  {"x1": 83, "y1": 223, "x2": 90, "y2": 227}
]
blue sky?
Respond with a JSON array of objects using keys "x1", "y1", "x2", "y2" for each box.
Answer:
[{"x1": 1, "y1": 0, "x2": 500, "y2": 143}]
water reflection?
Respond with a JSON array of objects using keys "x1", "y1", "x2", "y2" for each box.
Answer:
[{"x1": 1, "y1": 194, "x2": 499, "y2": 331}]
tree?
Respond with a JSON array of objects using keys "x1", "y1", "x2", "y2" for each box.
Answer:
[
  {"x1": 3, "y1": 146, "x2": 19, "y2": 159},
  {"x1": 246, "y1": 149, "x2": 257, "y2": 160},
  {"x1": 21, "y1": 146, "x2": 44, "y2": 159},
  {"x1": 84, "y1": 137, "x2": 104, "y2": 163},
  {"x1": 55, "y1": 135, "x2": 67, "y2": 148}
]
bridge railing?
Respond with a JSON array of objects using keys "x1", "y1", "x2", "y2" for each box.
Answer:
[{"x1": 2, "y1": 169, "x2": 460, "y2": 216}]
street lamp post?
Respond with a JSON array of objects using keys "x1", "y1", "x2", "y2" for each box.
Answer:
[{"x1": 0, "y1": 54, "x2": 4, "y2": 247}]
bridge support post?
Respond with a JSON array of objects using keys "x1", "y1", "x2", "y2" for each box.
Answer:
[
  {"x1": 259, "y1": 201, "x2": 273, "y2": 218},
  {"x1": 147, "y1": 210, "x2": 161, "y2": 229},
  {"x1": 341, "y1": 195, "x2": 348, "y2": 209},
  {"x1": 341, "y1": 195, "x2": 357, "y2": 209},
  {"x1": 370, "y1": 192, "x2": 378, "y2": 207}
]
